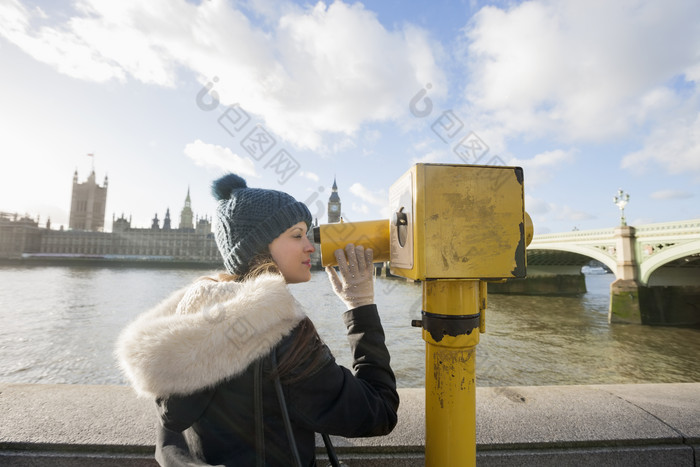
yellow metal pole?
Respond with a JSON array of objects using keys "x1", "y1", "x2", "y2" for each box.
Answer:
[{"x1": 422, "y1": 279, "x2": 481, "y2": 467}]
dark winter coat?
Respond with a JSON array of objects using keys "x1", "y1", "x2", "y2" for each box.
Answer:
[{"x1": 116, "y1": 273, "x2": 399, "y2": 466}]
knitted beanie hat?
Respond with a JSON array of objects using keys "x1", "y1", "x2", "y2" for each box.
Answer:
[{"x1": 212, "y1": 173, "x2": 312, "y2": 275}]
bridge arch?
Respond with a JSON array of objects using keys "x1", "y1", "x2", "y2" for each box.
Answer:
[
  {"x1": 527, "y1": 244, "x2": 617, "y2": 275},
  {"x1": 639, "y1": 238, "x2": 700, "y2": 284},
  {"x1": 525, "y1": 220, "x2": 700, "y2": 326}
]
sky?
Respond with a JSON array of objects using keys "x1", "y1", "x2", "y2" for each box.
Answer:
[{"x1": 0, "y1": 0, "x2": 698, "y2": 235}]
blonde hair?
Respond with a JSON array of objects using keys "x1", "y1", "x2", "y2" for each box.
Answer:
[{"x1": 202, "y1": 252, "x2": 280, "y2": 283}]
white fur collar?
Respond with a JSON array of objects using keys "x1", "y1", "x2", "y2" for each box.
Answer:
[{"x1": 115, "y1": 273, "x2": 305, "y2": 398}]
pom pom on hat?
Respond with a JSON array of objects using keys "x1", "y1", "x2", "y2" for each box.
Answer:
[
  {"x1": 212, "y1": 173, "x2": 312, "y2": 276},
  {"x1": 212, "y1": 173, "x2": 247, "y2": 201}
]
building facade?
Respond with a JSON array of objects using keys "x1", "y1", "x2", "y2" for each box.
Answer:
[
  {"x1": 0, "y1": 174, "x2": 344, "y2": 267},
  {"x1": 0, "y1": 212, "x2": 42, "y2": 259},
  {"x1": 0, "y1": 173, "x2": 220, "y2": 266},
  {"x1": 36, "y1": 225, "x2": 220, "y2": 263},
  {"x1": 69, "y1": 170, "x2": 108, "y2": 232}
]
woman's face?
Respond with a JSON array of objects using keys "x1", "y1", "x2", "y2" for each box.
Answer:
[{"x1": 269, "y1": 221, "x2": 316, "y2": 284}]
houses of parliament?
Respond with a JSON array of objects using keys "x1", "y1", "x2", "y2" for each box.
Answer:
[{"x1": 0, "y1": 170, "x2": 342, "y2": 267}]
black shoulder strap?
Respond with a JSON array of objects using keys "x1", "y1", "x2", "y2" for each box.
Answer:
[
  {"x1": 254, "y1": 359, "x2": 265, "y2": 467},
  {"x1": 271, "y1": 351, "x2": 303, "y2": 467},
  {"x1": 258, "y1": 352, "x2": 341, "y2": 467},
  {"x1": 322, "y1": 433, "x2": 341, "y2": 467}
]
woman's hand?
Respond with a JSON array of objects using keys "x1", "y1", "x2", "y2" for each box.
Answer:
[{"x1": 326, "y1": 244, "x2": 375, "y2": 310}]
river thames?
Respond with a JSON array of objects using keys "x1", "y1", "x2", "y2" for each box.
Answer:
[{"x1": 0, "y1": 265, "x2": 698, "y2": 388}]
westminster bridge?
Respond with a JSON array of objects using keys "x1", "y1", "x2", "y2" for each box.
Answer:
[{"x1": 491, "y1": 219, "x2": 700, "y2": 326}]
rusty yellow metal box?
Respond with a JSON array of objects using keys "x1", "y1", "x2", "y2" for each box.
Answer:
[{"x1": 389, "y1": 163, "x2": 526, "y2": 280}]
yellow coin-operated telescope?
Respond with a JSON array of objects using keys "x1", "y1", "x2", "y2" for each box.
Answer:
[{"x1": 314, "y1": 163, "x2": 532, "y2": 466}]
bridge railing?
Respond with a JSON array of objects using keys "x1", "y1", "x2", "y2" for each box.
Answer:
[
  {"x1": 530, "y1": 228, "x2": 615, "y2": 244},
  {"x1": 530, "y1": 219, "x2": 700, "y2": 245},
  {"x1": 633, "y1": 219, "x2": 700, "y2": 238}
]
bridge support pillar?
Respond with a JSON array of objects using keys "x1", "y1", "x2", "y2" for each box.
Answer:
[
  {"x1": 609, "y1": 279, "x2": 641, "y2": 324},
  {"x1": 609, "y1": 226, "x2": 641, "y2": 324}
]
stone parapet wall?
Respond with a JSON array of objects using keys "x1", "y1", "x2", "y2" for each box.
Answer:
[{"x1": 1, "y1": 383, "x2": 698, "y2": 466}]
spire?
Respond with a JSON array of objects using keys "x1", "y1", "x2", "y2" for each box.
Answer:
[
  {"x1": 179, "y1": 185, "x2": 194, "y2": 231},
  {"x1": 163, "y1": 208, "x2": 172, "y2": 230},
  {"x1": 329, "y1": 176, "x2": 340, "y2": 203}
]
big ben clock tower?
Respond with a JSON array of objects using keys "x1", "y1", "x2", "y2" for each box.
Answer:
[{"x1": 327, "y1": 177, "x2": 341, "y2": 223}]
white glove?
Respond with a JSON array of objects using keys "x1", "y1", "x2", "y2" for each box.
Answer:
[{"x1": 326, "y1": 244, "x2": 375, "y2": 309}]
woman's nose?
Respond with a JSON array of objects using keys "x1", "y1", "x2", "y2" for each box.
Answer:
[{"x1": 304, "y1": 237, "x2": 315, "y2": 252}]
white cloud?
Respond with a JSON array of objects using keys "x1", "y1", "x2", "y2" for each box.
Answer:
[
  {"x1": 264, "y1": 2, "x2": 445, "y2": 148},
  {"x1": 508, "y1": 149, "x2": 575, "y2": 186},
  {"x1": 351, "y1": 202, "x2": 369, "y2": 214},
  {"x1": 524, "y1": 194, "x2": 550, "y2": 215},
  {"x1": 463, "y1": 0, "x2": 700, "y2": 145},
  {"x1": 331, "y1": 137, "x2": 356, "y2": 154},
  {"x1": 526, "y1": 194, "x2": 596, "y2": 233},
  {"x1": 348, "y1": 182, "x2": 391, "y2": 218},
  {"x1": 298, "y1": 171, "x2": 320, "y2": 182},
  {"x1": 0, "y1": 0, "x2": 445, "y2": 150},
  {"x1": 363, "y1": 129, "x2": 382, "y2": 144},
  {"x1": 650, "y1": 190, "x2": 695, "y2": 200},
  {"x1": 0, "y1": 0, "x2": 127, "y2": 83},
  {"x1": 412, "y1": 149, "x2": 448, "y2": 165},
  {"x1": 349, "y1": 182, "x2": 387, "y2": 207},
  {"x1": 183, "y1": 139, "x2": 258, "y2": 177},
  {"x1": 555, "y1": 206, "x2": 596, "y2": 222},
  {"x1": 509, "y1": 149, "x2": 574, "y2": 169},
  {"x1": 621, "y1": 112, "x2": 700, "y2": 175},
  {"x1": 412, "y1": 138, "x2": 432, "y2": 152}
]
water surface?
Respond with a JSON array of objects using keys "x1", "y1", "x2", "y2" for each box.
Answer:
[{"x1": 1, "y1": 266, "x2": 698, "y2": 388}]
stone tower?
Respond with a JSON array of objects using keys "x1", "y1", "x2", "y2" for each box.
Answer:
[
  {"x1": 327, "y1": 177, "x2": 341, "y2": 223},
  {"x1": 179, "y1": 187, "x2": 194, "y2": 231},
  {"x1": 163, "y1": 208, "x2": 172, "y2": 230},
  {"x1": 69, "y1": 169, "x2": 108, "y2": 231}
]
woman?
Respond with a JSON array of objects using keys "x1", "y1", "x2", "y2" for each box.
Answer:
[{"x1": 115, "y1": 173, "x2": 399, "y2": 466}]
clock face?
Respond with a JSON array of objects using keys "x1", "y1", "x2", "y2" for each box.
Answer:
[{"x1": 330, "y1": 205, "x2": 339, "y2": 212}]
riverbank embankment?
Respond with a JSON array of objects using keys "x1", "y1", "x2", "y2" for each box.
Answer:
[{"x1": 1, "y1": 382, "x2": 697, "y2": 466}]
